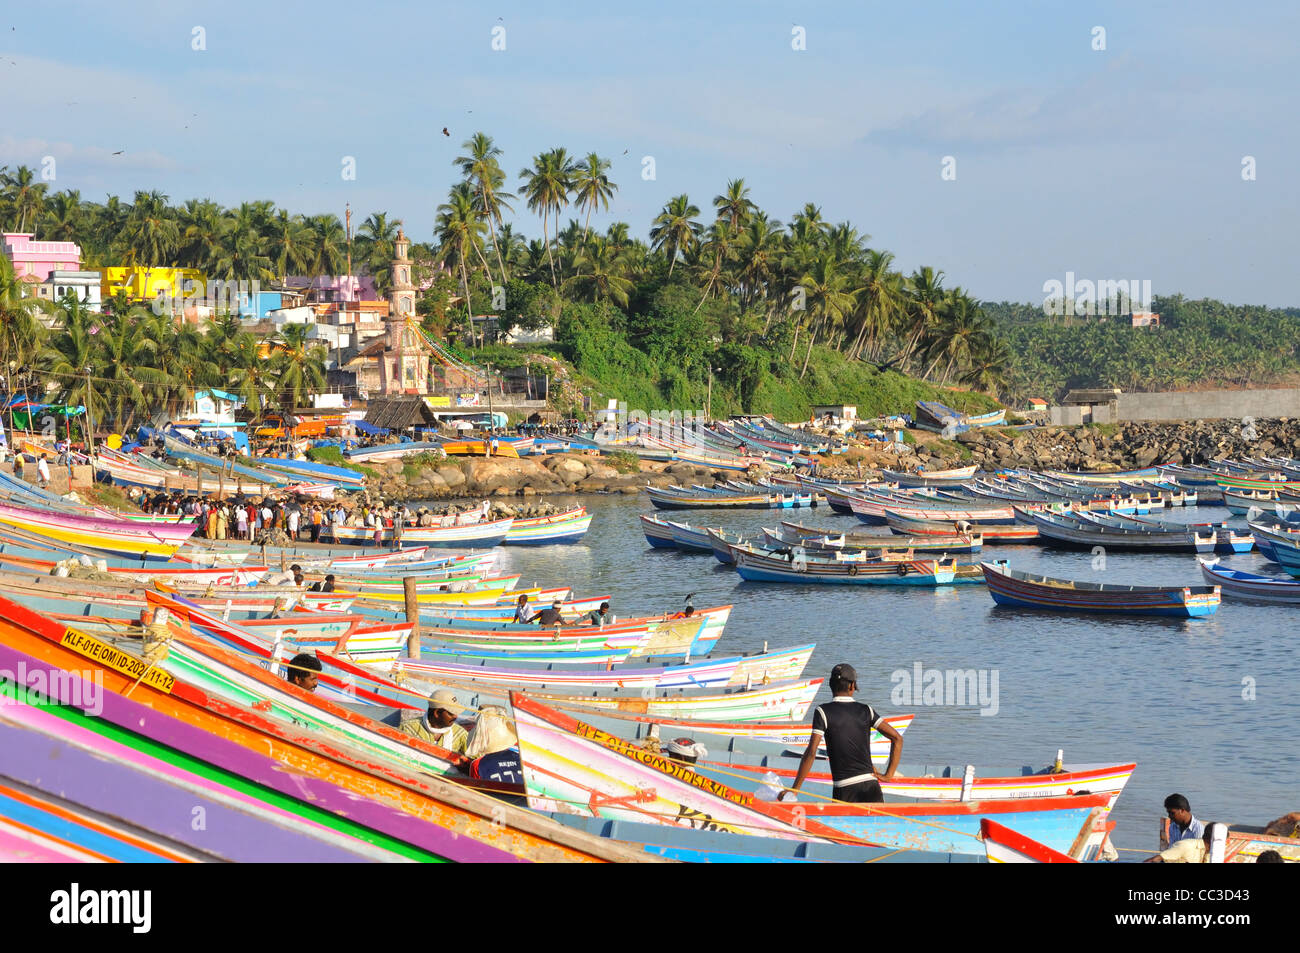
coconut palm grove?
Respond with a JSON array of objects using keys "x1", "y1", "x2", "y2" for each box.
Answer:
[{"x1": 6, "y1": 139, "x2": 1294, "y2": 430}]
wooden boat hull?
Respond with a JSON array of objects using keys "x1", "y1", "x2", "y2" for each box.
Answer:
[
  {"x1": 982, "y1": 562, "x2": 1220, "y2": 617},
  {"x1": 512, "y1": 693, "x2": 1114, "y2": 856}
]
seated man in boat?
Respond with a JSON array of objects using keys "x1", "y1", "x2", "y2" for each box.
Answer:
[
  {"x1": 309, "y1": 574, "x2": 336, "y2": 593},
  {"x1": 665, "y1": 738, "x2": 707, "y2": 765},
  {"x1": 536, "y1": 600, "x2": 565, "y2": 625},
  {"x1": 1163, "y1": 793, "x2": 1205, "y2": 845},
  {"x1": 512, "y1": 594, "x2": 536, "y2": 623},
  {"x1": 285, "y1": 653, "x2": 321, "y2": 693},
  {"x1": 464, "y1": 705, "x2": 524, "y2": 789},
  {"x1": 400, "y1": 689, "x2": 469, "y2": 755},
  {"x1": 785, "y1": 663, "x2": 903, "y2": 805},
  {"x1": 1146, "y1": 822, "x2": 1223, "y2": 863},
  {"x1": 586, "y1": 601, "x2": 612, "y2": 626}
]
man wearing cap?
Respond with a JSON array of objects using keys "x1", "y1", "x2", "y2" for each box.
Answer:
[
  {"x1": 536, "y1": 600, "x2": 565, "y2": 625},
  {"x1": 665, "y1": 738, "x2": 707, "y2": 765},
  {"x1": 400, "y1": 689, "x2": 469, "y2": 754},
  {"x1": 785, "y1": 663, "x2": 903, "y2": 804}
]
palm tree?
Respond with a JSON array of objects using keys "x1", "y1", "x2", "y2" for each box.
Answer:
[
  {"x1": 267, "y1": 210, "x2": 313, "y2": 284},
  {"x1": 694, "y1": 221, "x2": 738, "y2": 312},
  {"x1": 901, "y1": 266, "x2": 946, "y2": 373},
  {"x1": 41, "y1": 190, "x2": 83, "y2": 242},
  {"x1": 713, "y1": 179, "x2": 756, "y2": 230},
  {"x1": 203, "y1": 312, "x2": 247, "y2": 376},
  {"x1": 124, "y1": 190, "x2": 180, "y2": 265},
  {"x1": 455, "y1": 132, "x2": 515, "y2": 284},
  {"x1": 960, "y1": 335, "x2": 1012, "y2": 397},
  {"x1": 518, "y1": 148, "x2": 576, "y2": 286},
  {"x1": 563, "y1": 236, "x2": 634, "y2": 307},
  {"x1": 354, "y1": 212, "x2": 402, "y2": 298},
  {"x1": 2, "y1": 166, "x2": 48, "y2": 233},
  {"x1": 495, "y1": 223, "x2": 528, "y2": 274},
  {"x1": 271, "y1": 323, "x2": 327, "y2": 410},
  {"x1": 573, "y1": 153, "x2": 617, "y2": 242},
  {"x1": 796, "y1": 252, "x2": 854, "y2": 377},
  {"x1": 212, "y1": 210, "x2": 273, "y2": 283},
  {"x1": 229, "y1": 332, "x2": 274, "y2": 418},
  {"x1": 435, "y1": 185, "x2": 488, "y2": 344},
  {"x1": 44, "y1": 297, "x2": 101, "y2": 421},
  {"x1": 736, "y1": 213, "x2": 784, "y2": 324},
  {"x1": 304, "y1": 213, "x2": 347, "y2": 278},
  {"x1": 177, "y1": 199, "x2": 226, "y2": 273},
  {"x1": 649, "y1": 194, "x2": 702, "y2": 276},
  {"x1": 95, "y1": 307, "x2": 160, "y2": 430},
  {"x1": 0, "y1": 254, "x2": 48, "y2": 385},
  {"x1": 846, "y1": 249, "x2": 903, "y2": 361}
]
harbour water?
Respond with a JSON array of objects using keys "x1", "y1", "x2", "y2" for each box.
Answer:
[{"x1": 487, "y1": 494, "x2": 1296, "y2": 859}]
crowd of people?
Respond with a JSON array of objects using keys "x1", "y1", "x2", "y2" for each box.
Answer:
[{"x1": 129, "y1": 490, "x2": 496, "y2": 542}]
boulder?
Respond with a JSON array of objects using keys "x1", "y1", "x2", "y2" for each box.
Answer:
[{"x1": 436, "y1": 466, "x2": 467, "y2": 490}]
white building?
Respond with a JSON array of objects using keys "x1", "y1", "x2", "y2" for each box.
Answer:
[{"x1": 36, "y1": 271, "x2": 102, "y2": 312}]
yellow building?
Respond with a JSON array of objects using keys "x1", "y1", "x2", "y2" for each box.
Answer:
[{"x1": 101, "y1": 266, "x2": 206, "y2": 302}]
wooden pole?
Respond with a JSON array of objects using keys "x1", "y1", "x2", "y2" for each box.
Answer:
[{"x1": 404, "y1": 576, "x2": 422, "y2": 658}]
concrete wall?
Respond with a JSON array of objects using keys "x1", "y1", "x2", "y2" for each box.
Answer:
[
  {"x1": 1050, "y1": 405, "x2": 1084, "y2": 426},
  {"x1": 1116, "y1": 389, "x2": 1300, "y2": 422}
]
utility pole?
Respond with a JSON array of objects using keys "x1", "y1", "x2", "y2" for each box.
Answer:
[
  {"x1": 706, "y1": 366, "x2": 714, "y2": 423},
  {"x1": 84, "y1": 366, "x2": 94, "y2": 460},
  {"x1": 486, "y1": 362, "x2": 495, "y2": 452}
]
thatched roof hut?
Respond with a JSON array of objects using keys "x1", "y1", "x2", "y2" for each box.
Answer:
[{"x1": 364, "y1": 396, "x2": 439, "y2": 432}]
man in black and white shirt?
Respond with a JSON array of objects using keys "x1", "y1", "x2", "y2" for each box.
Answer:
[{"x1": 785, "y1": 663, "x2": 903, "y2": 804}]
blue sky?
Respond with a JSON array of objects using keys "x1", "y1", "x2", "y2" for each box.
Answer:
[{"x1": 4, "y1": 1, "x2": 1298, "y2": 305}]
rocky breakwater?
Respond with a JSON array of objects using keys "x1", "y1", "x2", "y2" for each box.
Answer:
[
  {"x1": 944, "y1": 418, "x2": 1300, "y2": 472},
  {"x1": 362, "y1": 453, "x2": 769, "y2": 501}
]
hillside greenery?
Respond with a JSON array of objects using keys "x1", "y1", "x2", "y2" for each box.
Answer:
[{"x1": 983, "y1": 296, "x2": 1300, "y2": 402}]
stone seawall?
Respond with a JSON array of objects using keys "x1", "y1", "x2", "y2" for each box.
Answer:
[{"x1": 363, "y1": 453, "x2": 755, "y2": 503}]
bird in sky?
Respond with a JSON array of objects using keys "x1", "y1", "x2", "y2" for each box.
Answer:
[{"x1": 442, "y1": 127, "x2": 450, "y2": 136}]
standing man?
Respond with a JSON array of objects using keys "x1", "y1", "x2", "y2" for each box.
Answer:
[{"x1": 785, "y1": 663, "x2": 903, "y2": 804}]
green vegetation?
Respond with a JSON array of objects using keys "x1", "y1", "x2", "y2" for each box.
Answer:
[
  {"x1": 1, "y1": 256, "x2": 327, "y2": 429},
  {"x1": 2, "y1": 138, "x2": 1015, "y2": 423},
  {"x1": 305, "y1": 444, "x2": 377, "y2": 477},
  {"x1": 604, "y1": 450, "x2": 641, "y2": 474},
  {"x1": 983, "y1": 297, "x2": 1300, "y2": 402},
  {"x1": 401, "y1": 451, "x2": 447, "y2": 482}
]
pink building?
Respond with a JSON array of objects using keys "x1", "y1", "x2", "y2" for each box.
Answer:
[
  {"x1": 283, "y1": 274, "x2": 378, "y2": 302},
  {"x1": 3, "y1": 232, "x2": 82, "y2": 284}
]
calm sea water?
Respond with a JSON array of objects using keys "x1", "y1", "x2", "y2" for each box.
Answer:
[{"x1": 486, "y1": 494, "x2": 1295, "y2": 859}]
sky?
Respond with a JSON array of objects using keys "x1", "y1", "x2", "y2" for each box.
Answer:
[{"x1": 3, "y1": 0, "x2": 1298, "y2": 306}]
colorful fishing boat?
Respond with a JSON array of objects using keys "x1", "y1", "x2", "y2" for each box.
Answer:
[
  {"x1": 503, "y1": 507, "x2": 593, "y2": 545},
  {"x1": 982, "y1": 562, "x2": 1220, "y2": 617},
  {"x1": 511, "y1": 692, "x2": 1114, "y2": 855},
  {"x1": 733, "y1": 544, "x2": 957, "y2": 586},
  {"x1": 0, "y1": 596, "x2": 655, "y2": 862}
]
